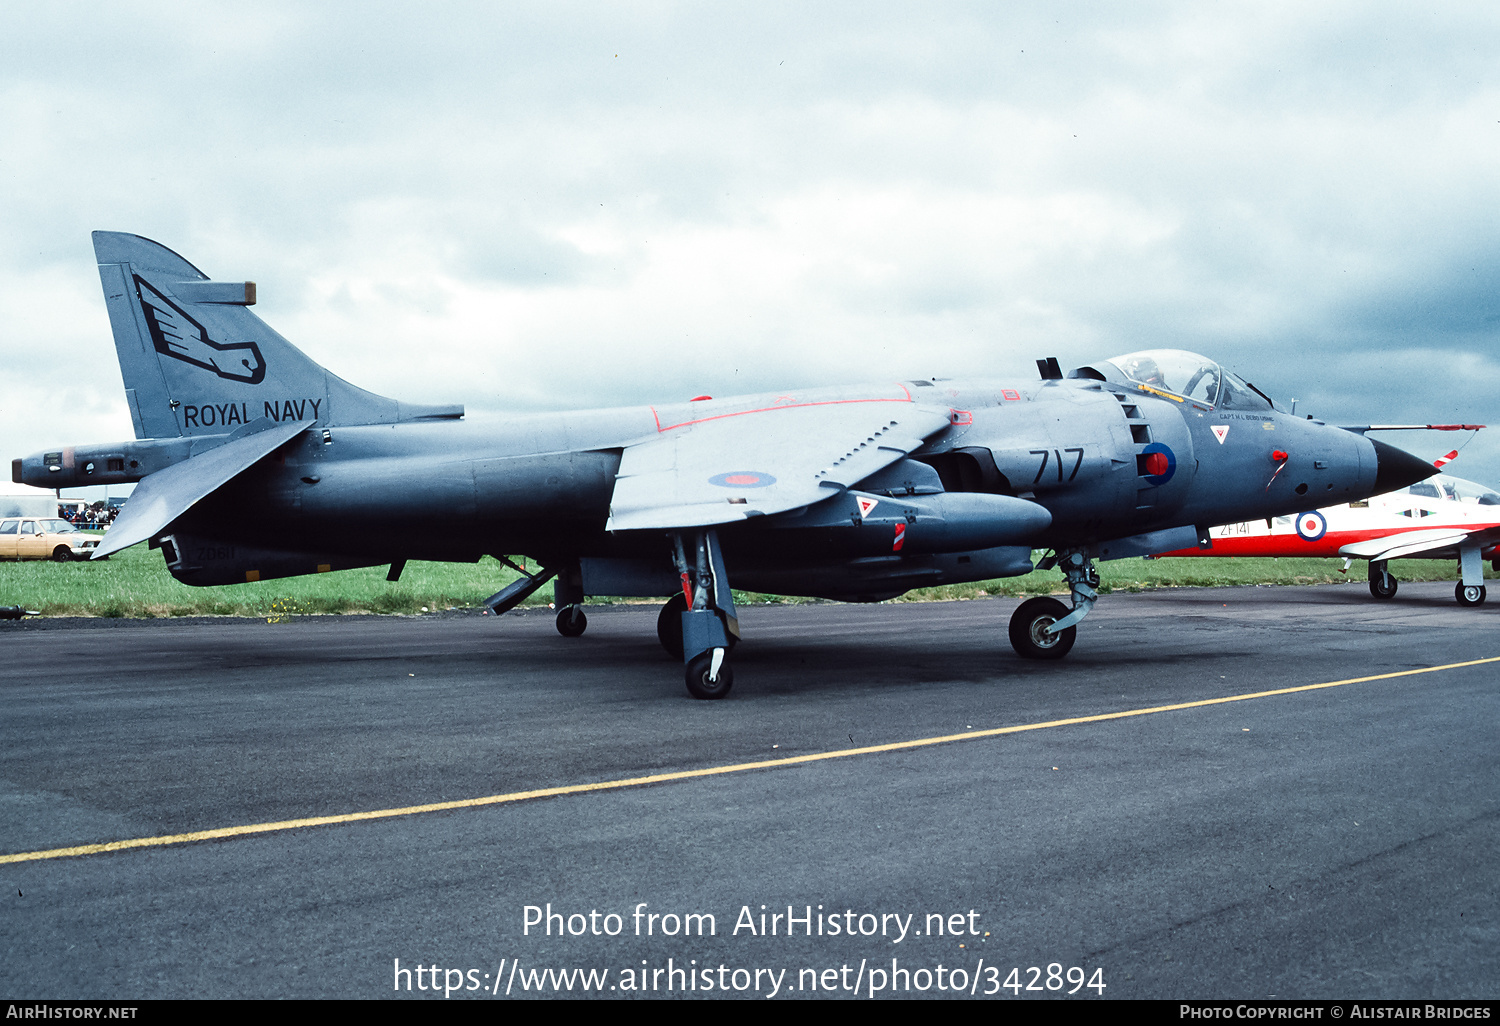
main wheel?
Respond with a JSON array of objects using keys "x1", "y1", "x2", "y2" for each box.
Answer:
[
  {"x1": 1368, "y1": 573, "x2": 1398, "y2": 600},
  {"x1": 1456, "y1": 582, "x2": 1487, "y2": 607},
  {"x1": 657, "y1": 593, "x2": 688, "y2": 659},
  {"x1": 685, "y1": 650, "x2": 733, "y2": 699},
  {"x1": 1008, "y1": 597, "x2": 1076, "y2": 660},
  {"x1": 555, "y1": 605, "x2": 588, "y2": 637},
  {"x1": 52, "y1": 546, "x2": 74, "y2": 563}
]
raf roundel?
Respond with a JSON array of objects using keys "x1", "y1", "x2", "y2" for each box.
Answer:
[
  {"x1": 1139, "y1": 442, "x2": 1177, "y2": 486},
  {"x1": 1295, "y1": 510, "x2": 1327, "y2": 541},
  {"x1": 708, "y1": 471, "x2": 777, "y2": 489}
]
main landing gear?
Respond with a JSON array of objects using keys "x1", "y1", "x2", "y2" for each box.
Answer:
[
  {"x1": 1368, "y1": 549, "x2": 1489, "y2": 606},
  {"x1": 1456, "y1": 583, "x2": 1487, "y2": 607},
  {"x1": 1457, "y1": 544, "x2": 1487, "y2": 607},
  {"x1": 1010, "y1": 549, "x2": 1097, "y2": 660},
  {"x1": 669, "y1": 530, "x2": 740, "y2": 699}
]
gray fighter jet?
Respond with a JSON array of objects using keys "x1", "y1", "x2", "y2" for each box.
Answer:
[{"x1": 15, "y1": 233, "x2": 1437, "y2": 697}]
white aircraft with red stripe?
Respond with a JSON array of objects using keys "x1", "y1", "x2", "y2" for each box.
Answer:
[{"x1": 1159, "y1": 464, "x2": 1500, "y2": 606}]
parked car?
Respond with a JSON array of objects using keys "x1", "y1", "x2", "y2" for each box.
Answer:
[{"x1": 0, "y1": 519, "x2": 103, "y2": 561}]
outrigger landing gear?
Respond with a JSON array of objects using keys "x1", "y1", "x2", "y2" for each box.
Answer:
[
  {"x1": 671, "y1": 530, "x2": 740, "y2": 699},
  {"x1": 556, "y1": 605, "x2": 587, "y2": 636},
  {"x1": 1010, "y1": 549, "x2": 1098, "y2": 660},
  {"x1": 1368, "y1": 560, "x2": 1398, "y2": 600},
  {"x1": 552, "y1": 562, "x2": 588, "y2": 636}
]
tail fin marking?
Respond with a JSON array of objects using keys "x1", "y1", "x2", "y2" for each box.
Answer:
[{"x1": 92, "y1": 231, "x2": 462, "y2": 440}]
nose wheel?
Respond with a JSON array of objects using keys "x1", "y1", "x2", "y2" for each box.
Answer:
[
  {"x1": 1368, "y1": 564, "x2": 1398, "y2": 600},
  {"x1": 1456, "y1": 583, "x2": 1487, "y2": 607},
  {"x1": 1008, "y1": 597, "x2": 1077, "y2": 660}
]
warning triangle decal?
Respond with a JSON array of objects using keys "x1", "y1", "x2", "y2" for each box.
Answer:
[
  {"x1": 1211, "y1": 425, "x2": 1229, "y2": 445},
  {"x1": 856, "y1": 496, "x2": 879, "y2": 519}
]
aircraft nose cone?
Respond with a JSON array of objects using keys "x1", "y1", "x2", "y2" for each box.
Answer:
[{"x1": 1370, "y1": 438, "x2": 1437, "y2": 493}]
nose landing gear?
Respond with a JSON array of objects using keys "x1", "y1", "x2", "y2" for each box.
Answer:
[
  {"x1": 1010, "y1": 549, "x2": 1097, "y2": 660},
  {"x1": 1008, "y1": 597, "x2": 1076, "y2": 659}
]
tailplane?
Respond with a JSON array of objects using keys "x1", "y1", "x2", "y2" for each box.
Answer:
[{"x1": 93, "y1": 231, "x2": 462, "y2": 439}]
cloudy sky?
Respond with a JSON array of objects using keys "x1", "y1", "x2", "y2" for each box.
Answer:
[{"x1": 4, "y1": 2, "x2": 1500, "y2": 496}]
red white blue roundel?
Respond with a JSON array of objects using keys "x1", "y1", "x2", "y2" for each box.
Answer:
[
  {"x1": 1295, "y1": 510, "x2": 1327, "y2": 541},
  {"x1": 1140, "y1": 442, "x2": 1176, "y2": 486},
  {"x1": 708, "y1": 471, "x2": 777, "y2": 488}
]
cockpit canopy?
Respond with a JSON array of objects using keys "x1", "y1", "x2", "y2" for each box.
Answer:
[
  {"x1": 1074, "y1": 349, "x2": 1273, "y2": 411},
  {"x1": 1409, "y1": 475, "x2": 1500, "y2": 505}
]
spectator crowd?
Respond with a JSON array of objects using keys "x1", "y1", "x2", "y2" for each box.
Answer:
[{"x1": 59, "y1": 502, "x2": 120, "y2": 528}]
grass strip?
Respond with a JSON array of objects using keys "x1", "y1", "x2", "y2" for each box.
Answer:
[{"x1": 0, "y1": 541, "x2": 1477, "y2": 618}]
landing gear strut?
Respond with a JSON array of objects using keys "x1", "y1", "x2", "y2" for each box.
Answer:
[
  {"x1": 1456, "y1": 543, "x2": 1486, "y2": 607},
  {"x1": 658, "y1": 591, "x2": 737, "y2": 660},
  {"x1": 1010, "y1": 549, "x2": 1097, "y2": 660}
]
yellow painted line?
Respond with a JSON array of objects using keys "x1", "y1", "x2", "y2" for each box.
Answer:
[{"x1": 5, "y1": 655, "x2": 1498, "y2": 866}]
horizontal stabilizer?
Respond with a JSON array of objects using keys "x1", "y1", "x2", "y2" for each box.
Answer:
[{"x1": 93, "y1": 420, "x2": 313, "y2": 558}]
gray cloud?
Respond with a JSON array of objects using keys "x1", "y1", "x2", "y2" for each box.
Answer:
[{"x1": 5, "y1": 2, "x2": 1500, "y2": 489}]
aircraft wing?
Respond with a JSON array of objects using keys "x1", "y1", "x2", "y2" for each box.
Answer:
[
  {"x1": 1338, "y1": 528, "x2": 1486, "y2": 562},
  {"x1": 93, "y1": 420, "x2": 313, "y2": 558},
  {"x1": 606, "y1": 401, "x2": 953, "y2": 531}
]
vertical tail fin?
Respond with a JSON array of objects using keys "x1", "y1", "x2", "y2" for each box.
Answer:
[{"x1": 93, "y1": 232, "x2": 462, "y2": 439}]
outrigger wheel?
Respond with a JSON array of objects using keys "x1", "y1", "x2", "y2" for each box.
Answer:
[
  {"x1": 1008, "y1": 597, "x2": 1077, "y2": 660},
  {"x1": 555, "y1": 604, "x2": 588, "y2": 637},
  {"x1": 1456, "y1": 582, "x2": 1487, "y2": 607}
]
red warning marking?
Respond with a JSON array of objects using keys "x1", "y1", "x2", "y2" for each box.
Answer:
[
  {"x1": 1271, "y1": 450, "x2": 1288, "y2": 462},
  {"x1": 1002, "y1": 389, "x2": 1021, "y2": 401},
  {"x1": 723, "y1": 474, "x2": 761, "y2": 485},
  {"x1": 892, "y1": 523, "x2": 906, "y2": 552},
  {"x1": 1211, "y1": 424, "x2": 1229, "y2": 444},
  {"x1": 690, "y1": 395, "x2": 713, "y2": 402},
  {"x1": 680, "y1": 572, "x2": 693, "y2": 606},
  {"x1": 1434, "y1": 449, "x2": 1458, "y2": 469},
  {"x1": 856, "y1": 496, "x2": 879, "y2": 519},
  {"x1": 949, "y1": 409, "x2": 973, "y2": 426}
]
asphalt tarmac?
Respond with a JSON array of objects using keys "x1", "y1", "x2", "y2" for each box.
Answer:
[{"x1": 1, "y1": 581, "x2": 1496, "y2": 1000}]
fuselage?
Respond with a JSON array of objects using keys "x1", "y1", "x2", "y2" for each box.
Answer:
[
  {"x1": 1158, "y1": 474, "x2": 1500, "y2": 561},
  {"x1": 20, "y1": 367, "x2": 1401, "y2": 597}
]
